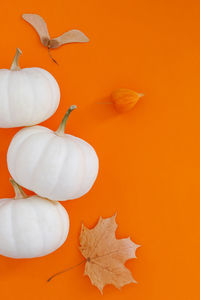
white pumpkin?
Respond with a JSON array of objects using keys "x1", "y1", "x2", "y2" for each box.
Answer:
[
  {"x1": 0, "y1": 179, "x2": 69, "y2": 259},
  {"x1": 0, "y1": 48, "x2": 60, "y2": 128},
  {"x1": 7, "y1": 105, "x2": 99, "y2": 201}
]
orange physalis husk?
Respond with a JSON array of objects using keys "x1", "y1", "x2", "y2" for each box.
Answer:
[
  {"x1": 22, "y1": 13, "x2": 89, "y2": 64},
  {"x1": 111, "y1": 88, "x2": 144, "y2": 113}
]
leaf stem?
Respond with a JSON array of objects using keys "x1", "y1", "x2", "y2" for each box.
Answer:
[
  {"x1": 10, "y1": 48, "x2": 22, "y2": 71},
  {"x1": 10, "y1": 178, "x2": 27, "y2": 199},
  {"x1": 56, "y1": 105, "x2": 77, "y2": 135},
  {"x1": 47, "y1": 259, "x2": 85, "y2": 282}
]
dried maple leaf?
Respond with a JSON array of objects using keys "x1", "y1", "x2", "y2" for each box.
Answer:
[
  {"x1": 80, "y1": 214, "x2": 139, "y2": 293},
  {"x1": 22, "y1": 13, "x2": 89, "y2": 64}
]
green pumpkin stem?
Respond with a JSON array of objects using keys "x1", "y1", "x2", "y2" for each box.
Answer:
[
  {"x1": 10, "y1": 48, "x2": 22, "y2": 71},
  {"x1": 56, "y1": 105, "x2": 77, "y2": 135},
  {"x1": 10, "y1": 178, "x2": 27, "y2": 199}
]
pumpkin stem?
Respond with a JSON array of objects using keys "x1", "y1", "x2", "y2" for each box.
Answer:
[
  {"x1": 10, "y1": 178, "x2": 27, "y2": 199},
  {"x1": 10, "y1": 48, "x2": 22, "y2": 71},
  {"x1": 56, "y1": 105, "x2": 77, "y2": 135}
]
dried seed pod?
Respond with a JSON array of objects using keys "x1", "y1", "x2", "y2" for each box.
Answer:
[
  {"x1": 22, "y1": 14, "x2": 89, "y2": 64},
  {"x1": 111, "y1": 88, "x2": 144, "y2": 113}
]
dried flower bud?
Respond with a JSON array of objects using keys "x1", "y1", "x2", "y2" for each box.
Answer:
[{"x1": 111, "y1": 88, "x2": 144, "y2": 113}]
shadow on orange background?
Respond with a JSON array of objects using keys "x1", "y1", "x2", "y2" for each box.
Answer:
[{"x1": 0, "y1": 1, "x2": 200, "y2": 299}]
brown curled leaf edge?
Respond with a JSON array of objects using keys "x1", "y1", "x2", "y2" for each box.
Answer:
[{"x1": 22, "y1": 13, "x2": 89, "y2": 64}]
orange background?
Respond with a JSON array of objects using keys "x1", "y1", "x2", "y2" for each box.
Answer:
[{"x1": 0, "y1": 0, "x2": 199, "y2": 299}]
